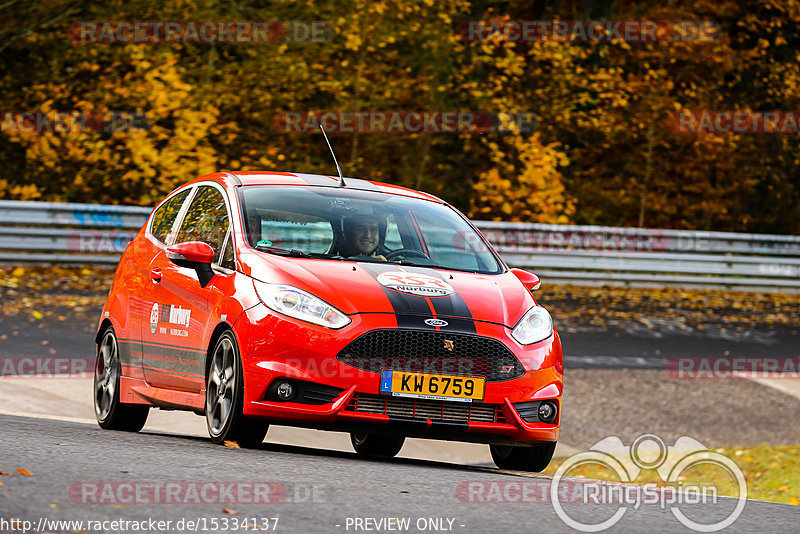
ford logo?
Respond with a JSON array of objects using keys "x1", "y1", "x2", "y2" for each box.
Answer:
[{"x1": 424, "y1": 318, "x2": 449, "y2": 327}]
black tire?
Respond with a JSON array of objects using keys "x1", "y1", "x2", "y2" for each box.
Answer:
[
  {"x1": 205, "y1": 331, "x2": 268, "y2": 448},
  {"x1": 490, "y1": 441, "x2": 557, "y2": 472},
  {"x1": 94, "y1": 326, "x2": 149, "y2": 432},
  {"x1": 350, "y1": 433, "x2": 405, "y2": 458}
]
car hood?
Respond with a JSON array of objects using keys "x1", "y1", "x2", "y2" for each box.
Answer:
[{"x1": 247, "y1": 255, "x2": 535, "y2": 328}]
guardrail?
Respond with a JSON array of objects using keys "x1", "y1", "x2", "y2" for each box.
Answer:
[
  {"x1": 477, "y1": 222, "x2": 800, "y2": 290},
  {"x1": 1, "y1": 200, "x2": 799, "y2": 290},
  {"x1": 0, "y1": 200, "x2": 149, "y2": 264}
]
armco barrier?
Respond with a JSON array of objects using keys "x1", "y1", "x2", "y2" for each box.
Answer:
[
  {"x1": 1, "y1": 200, "x2": 799, "y2": 290},
  {"x1": 0, "y1": 200, "x2": 149, "y2": 264}
]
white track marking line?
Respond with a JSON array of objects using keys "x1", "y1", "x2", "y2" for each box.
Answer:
[
  {"x1": 0, "y1": 409, "x2": 97, "y2": 425},
  {"x1": 735, "y1": 372, "x2": 800, "y2": 402}
]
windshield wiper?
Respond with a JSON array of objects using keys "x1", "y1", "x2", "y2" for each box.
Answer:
[
  {"x1": 394, "y1": 259, "x2": 442, "y2": 268},
  {"x1": 393, "y1": 259, "x2": 480, "y2": 273},
  {"x1": 256, "y1": 246, "x2": 319, "y2": 258}
]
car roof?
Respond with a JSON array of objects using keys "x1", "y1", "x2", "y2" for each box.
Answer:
[{"x1": 187, "y1": 171, "x2": 445, "y2": 204}]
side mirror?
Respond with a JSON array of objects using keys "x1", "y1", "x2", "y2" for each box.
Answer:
[
  {"x1": 167, "y1": 242, "x2": 215, "y2": 288},
  {"x1": 510, "y1": 268, "x2": 541, "y2": 292}
]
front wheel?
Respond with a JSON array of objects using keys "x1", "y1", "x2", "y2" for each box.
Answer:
[
  {"x1": 94, "y1": 326, "x2": 149, "y2": 431},
  {"x1": 205, "y1": 331, "x2": 268, "y2": 448},
  {"x1": 490, "y1": 441, "x2": 557, "y2": 472},
  {"x1": 350, "y1": 433, "x2": 405, "y2": 458}
]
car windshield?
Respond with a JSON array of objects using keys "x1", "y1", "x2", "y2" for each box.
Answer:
[{"x1": 239, "y1": 186, "x2": 502, "y2": 274}]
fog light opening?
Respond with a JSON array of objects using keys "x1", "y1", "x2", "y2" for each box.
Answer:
[
  {"x1": 538, "y1": 401, "x2": 557, "y2": 423},
  {"x1": 276, "y1": 380, "x2": 296, "y2": 401}
]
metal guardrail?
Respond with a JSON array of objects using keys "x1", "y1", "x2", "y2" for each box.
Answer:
[
  {"x1": 477, "y1": 222, "x2": 800, "y2": 289},
  {"x1": 0, "y1": 200, "x2": 148, "y2": 264},
  {"x1": 1, "y1": 200, "x2": 799, "y2": 290}
]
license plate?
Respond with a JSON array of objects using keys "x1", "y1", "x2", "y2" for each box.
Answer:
[{"x1": 380, "y1": 370, "x2": 485, "y2": 402}]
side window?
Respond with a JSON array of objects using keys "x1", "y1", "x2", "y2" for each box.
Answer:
[
  {"x1": 175, "y1": 186, "x2": 230, "y2": 264},
  {"x1": 384, "y1": 214, "x2": 403, "y2": 250},
  {"x1": 220, "y1": 232, "x2": 236, "y2": 271},
  {"x1": 150, "y1": 190, "x2": 190, "y2": 244}
]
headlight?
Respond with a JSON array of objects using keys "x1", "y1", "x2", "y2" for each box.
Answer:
[
  {"x1": 511, "y1": 306, "x2": 553, "y2": 345},
  {"x1": 253, "y1": 281, "x2": 351, "y2": 329}
]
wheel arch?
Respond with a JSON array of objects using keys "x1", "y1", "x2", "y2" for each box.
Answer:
[
  {"x1": 205, "y1": 322, "x2": 238, "y2": 380},
  {"x1": 95, "y1": 318, "x2": 114, "y2": 344}
]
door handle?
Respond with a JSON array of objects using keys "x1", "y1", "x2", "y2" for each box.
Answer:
[{"x1": 150, "y1": 267, "x2": 162, "y2": 283}]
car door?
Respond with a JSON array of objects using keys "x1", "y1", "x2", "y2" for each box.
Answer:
[
  {"x1": 127, "y1": 188, "x2": 192, "y2": 382},
  {"x1": 142, "y1": 184, "x2": 231, "y2": 391}
]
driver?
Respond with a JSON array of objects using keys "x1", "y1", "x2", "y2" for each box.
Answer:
[{"x1": 342, "y1": 214, "x2": 387, "y2": 260}]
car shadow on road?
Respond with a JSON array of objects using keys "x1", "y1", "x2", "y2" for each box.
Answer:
[{"x1": 138, "y1": 427, "x2": 541, "y2": 478}]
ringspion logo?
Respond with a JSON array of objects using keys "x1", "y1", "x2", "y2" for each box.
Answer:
[{"x1": 550, "y1": 434, "x2": 747, "y2": 532}]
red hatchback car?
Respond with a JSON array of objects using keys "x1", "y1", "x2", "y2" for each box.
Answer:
[{"x1": 94, "y1": 171, "x2": 563, "y2": 471}]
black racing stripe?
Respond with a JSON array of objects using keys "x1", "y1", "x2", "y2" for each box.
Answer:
[
  {"x1": 429, "y1": 420, "x2": 469, "y2": 432},
  {"x1": 139, "y1": 365, "x2": 204, "y2": 379},
  {"x1": 429, "y1": 295, "x2": 476, "y2": 334},
  {"x1": 122, "y1": 362, "x2": 204, "y2": 380},
  {"x1": 294, "y1": 173, "x2": 341, "y2": 187},
  {"x1": 342, "y1": 177, "x2": 383, "y2": 192},
  {"x1": 385, "y1": 417, "x2": 468, "y2": 432},
  {"x1": 223, "y1": 172, "x2": 242, "y2": 185},
  {"x1": 395, "y1": 266, "x2": 477, "y2": 334},
  {"x1": 386, "y1": 416, "x2": 429, "y2": 428},
  {"x1": 127, "y1": 342, "x2": 206, "y2": 377},
  {"x1": 118, "y1": 339, "x2": 135, "y2": 366},
  {"x1": 119, "y1": 338, "x2": 205, "y2": 354},
  {"x1": 358, "y1": 263, "x2": 437, "y2": 330}
]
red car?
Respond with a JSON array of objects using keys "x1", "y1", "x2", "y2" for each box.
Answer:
[{"x1": 94, "y1": 171, "x2": 563, "y2": 471}]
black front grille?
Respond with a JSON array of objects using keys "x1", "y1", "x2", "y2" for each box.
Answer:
[
  {"x1": 336, "y1": 329, "x2": 524, "y2": 381},
  {"x1": 345, "y1": 393, "x2": 501, "y2": 423},
  {"x1": 300, "y1": 383, "x2": 345, "y2": 405}
]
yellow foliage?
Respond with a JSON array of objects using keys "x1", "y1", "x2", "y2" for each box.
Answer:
[{"x1": 471, "y1": 133, "x2": 575, "y2": 224}]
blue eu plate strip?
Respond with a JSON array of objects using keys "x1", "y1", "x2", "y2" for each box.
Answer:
[{"x1": 380, "y1": 370, "x2": 393, "y2": 392}]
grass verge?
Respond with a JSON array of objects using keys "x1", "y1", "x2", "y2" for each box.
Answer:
[{"x1": 545, "y1": 443, "x2": 800, "y2": 505}]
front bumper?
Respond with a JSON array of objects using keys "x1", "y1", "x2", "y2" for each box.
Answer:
[{"x1": 234, "y1": 304, "x2": 562, "y2": 445}]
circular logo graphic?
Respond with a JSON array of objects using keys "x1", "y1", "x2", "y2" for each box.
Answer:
[
  {"x1": 376, "y1": 272, "x2": 455, "y2": 297},
  {"x1": 550, "y1": 434, "x2": 748, "y2": 532},
  {"x1": 150, "y1": 302, "x2": 159, "y2": 334},
  {"x1": 424, "y1": 318, "x2": 449, "y2": 327}
]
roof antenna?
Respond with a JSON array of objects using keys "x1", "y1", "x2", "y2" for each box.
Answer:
[{"x1": 319, "y1": 124, "x2": 346, "y2": 187}]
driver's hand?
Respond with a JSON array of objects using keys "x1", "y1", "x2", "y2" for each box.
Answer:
[{"x1": 374, "y1": 254, "x2": 387, "y2": 261}]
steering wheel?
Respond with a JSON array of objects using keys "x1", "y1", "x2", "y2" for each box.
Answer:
[{"x1": 385, "y1": 249, "x2": 431, "y2": 261}]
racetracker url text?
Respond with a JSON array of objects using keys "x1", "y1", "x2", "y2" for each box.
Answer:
[{"x1": 0, "y1": 516, "x2": 279, "y2": 533}]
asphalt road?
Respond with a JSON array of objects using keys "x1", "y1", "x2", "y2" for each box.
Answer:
[
  {"x1": 1, "y1": 415, "x2": 798, "y2": 533},
  {"x1": 2, "y1": 318, "x2": 798, "y2": 371}
]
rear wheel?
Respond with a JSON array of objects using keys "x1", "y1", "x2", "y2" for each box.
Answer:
[
  {"x1": 350, "y1": 433, "x2": 405, "y2": 458},
  {"x1": 94, "y1": 326, "x2": 149, "y2": 431},
  {"x1": 490, "y1": 441, "x2": 557, "y2": 472},
  {"x1": 205, "y1": 331, "x2": 268, "y2": 448}
]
